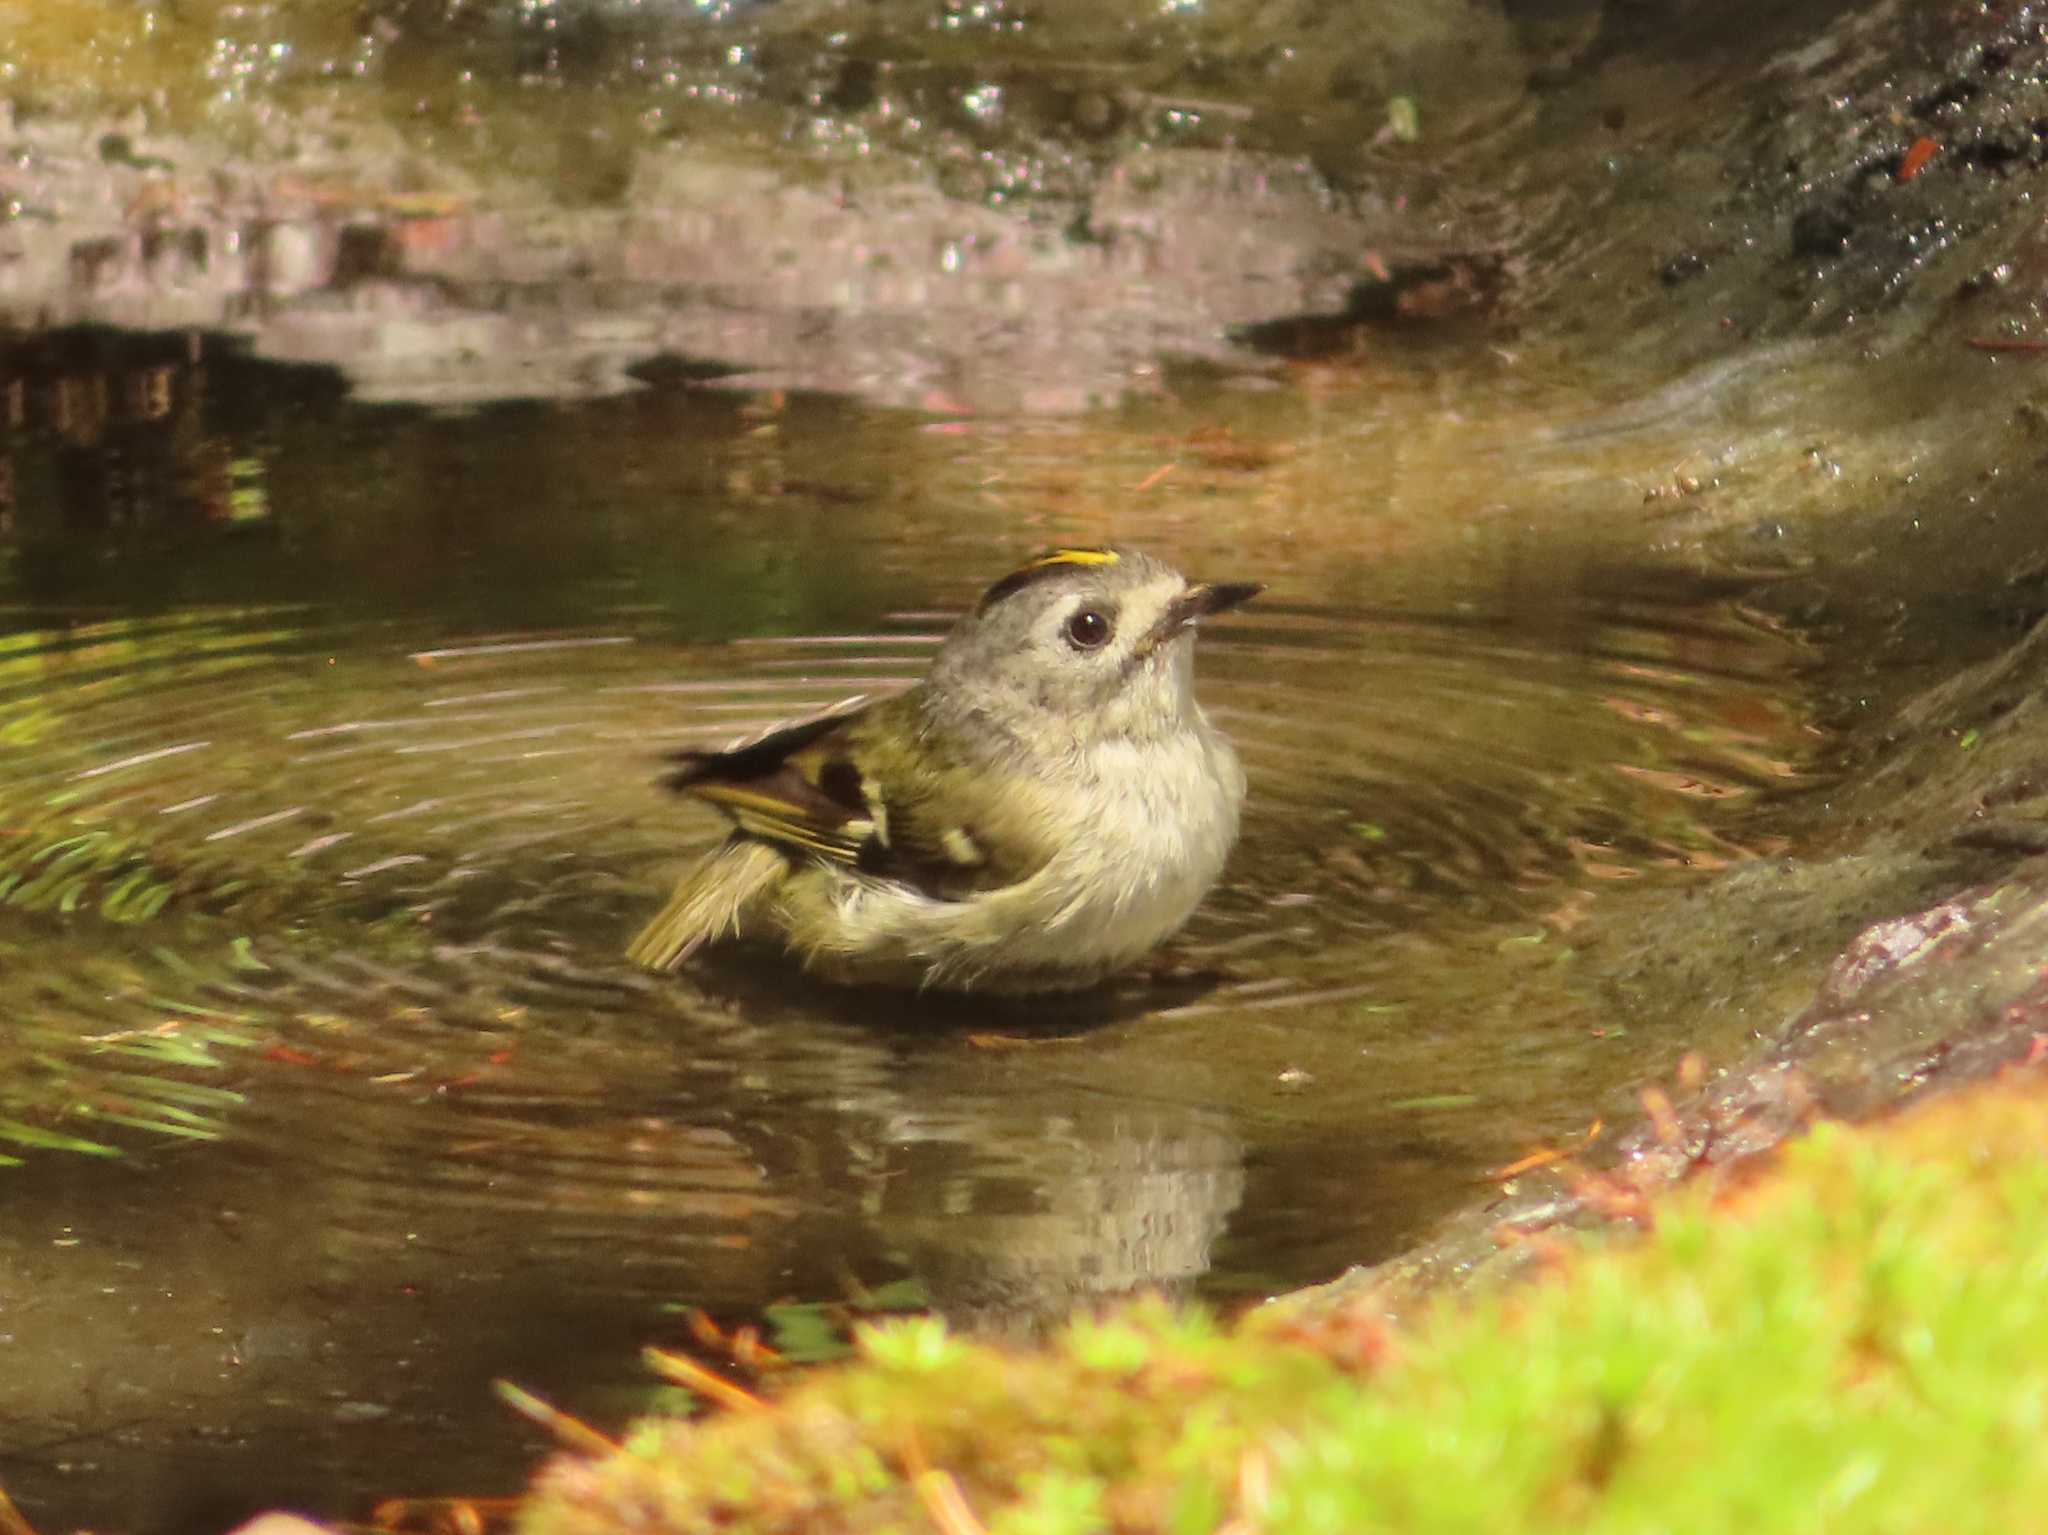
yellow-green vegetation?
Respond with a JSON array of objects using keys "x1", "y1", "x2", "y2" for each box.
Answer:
[{"x1": 524, "y1": 1079, "x2": 2048, "y2": 1534}]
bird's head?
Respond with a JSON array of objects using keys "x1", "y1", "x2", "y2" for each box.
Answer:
[{"x1": 928, "y1": 546, "x2": 1261, "y2": 751}]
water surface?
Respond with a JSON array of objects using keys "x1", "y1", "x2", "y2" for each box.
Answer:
[{"x1": 0, "y1": 330, "x2": 1822, "y2": 1530}]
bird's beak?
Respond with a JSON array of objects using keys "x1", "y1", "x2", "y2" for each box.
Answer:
[
  {"x1": 1141, "y1": 580, "x2": 1264, "y2": 654},
  {"x1": 1185, "y1": 581, "x2": 1264, "y2": 619}
]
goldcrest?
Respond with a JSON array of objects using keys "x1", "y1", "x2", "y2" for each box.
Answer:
[{"x1": 628, "y1": 546, "x2": 1260, "y2": 992}]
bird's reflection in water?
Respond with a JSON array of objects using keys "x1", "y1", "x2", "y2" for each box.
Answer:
[
  {"x1": 681, "y1": 953, "x2": 1247, "y2": 1330},
  {"x1": 878, "y1": 1104, "x2": 1246, "y2": 1332}
]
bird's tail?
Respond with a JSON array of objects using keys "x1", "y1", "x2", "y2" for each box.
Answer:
[{"x1": 626, "y1": 839, "x2": 788, "y2": 972}]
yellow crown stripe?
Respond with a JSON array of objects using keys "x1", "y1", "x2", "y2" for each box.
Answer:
[
  {"x1": 1028, "y1": 548, "x2": 1119, "y2": 570},
  {"x1": 975, "y1": 547, "x2": 1120, "y2": 614}
]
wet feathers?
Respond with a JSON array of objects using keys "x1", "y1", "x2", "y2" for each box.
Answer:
[{"x1": 628, "y1": 547, "x2": 1255, "y2": 992}]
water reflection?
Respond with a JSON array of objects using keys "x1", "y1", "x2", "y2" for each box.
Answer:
[{"x1": 0, "y1": 329, "x2": 1822, "y2": 1530}]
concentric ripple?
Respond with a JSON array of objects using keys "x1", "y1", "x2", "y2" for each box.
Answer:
[
  {"x1": 0, "y1": 338, "x2": 1837, "y2": 1531},
  {"x1": 0, "y1": 545, "x2": 1825, "y2": 1535},
  {"x1": 3, "y1": 574, "x2": 1810, "y2": 1205}
]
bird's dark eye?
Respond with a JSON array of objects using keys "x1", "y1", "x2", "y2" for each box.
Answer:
[{"x1": 1064, "y1": 608, "x2": 1113, "y2": 649}]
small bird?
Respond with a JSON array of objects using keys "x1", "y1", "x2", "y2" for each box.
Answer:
[{"x1": 628, "y1": 547, "x2": 1260, "y2": 992}]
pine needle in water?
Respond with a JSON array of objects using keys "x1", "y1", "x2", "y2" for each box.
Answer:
[{"x1": 491, "y1": 1381, "x2": 617, "y2": 1457}]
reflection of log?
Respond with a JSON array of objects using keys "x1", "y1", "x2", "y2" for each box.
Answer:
[{"x1": 0, "y1": 329, "x2": 307, "y2": 568}]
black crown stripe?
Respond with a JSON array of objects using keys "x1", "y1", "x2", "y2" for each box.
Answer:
[{"x1": 973, "y1": 548, "x2": 1119, "y2": 615}]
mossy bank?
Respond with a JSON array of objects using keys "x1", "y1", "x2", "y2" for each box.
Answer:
[{"x1": 521, "y1": 1074, "x2": 2048, "y2": 1535}]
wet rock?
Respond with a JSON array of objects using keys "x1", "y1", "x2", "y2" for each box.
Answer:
[
  {"x1": 1659, "y1": 248, "x2": 1710, "y2": 285},
  {"x1": 1736, "y1": 7, "x2": 2048, "y2": 317},
  {"x1": 1285, "y1": 567, "x2": 2048, "y2": 1324},
  {"x1": 0, "y1": 0, "x2": 1558, "y2": 410},
  {"x1": 252, "y1": 222, "x2": 334, "y2": 298},
  {"x1": 1788, "y1": 203, "x2": 1855, "y2": 258},
  {"x1": 1285, "y1": 861, "x2": 2048, "y2": 1322},
  {"x1": 0, "y1": 97, "x2": 1493, "y2": 411}
]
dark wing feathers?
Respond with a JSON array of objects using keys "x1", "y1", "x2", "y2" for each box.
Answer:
[
  {"x1": 657, "y1": 695, "x2": 1057, "y2": 895},
  {"x1": 657, "y1": 709, "x2": 853, "y2": 793},
  {"x1": 660, "y1": 707, "x2": 879, "y2": 866}
]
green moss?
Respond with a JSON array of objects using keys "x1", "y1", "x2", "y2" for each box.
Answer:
[{"x1": 522, "y1": 1084, "x2": 2048, "y2": 1534}]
